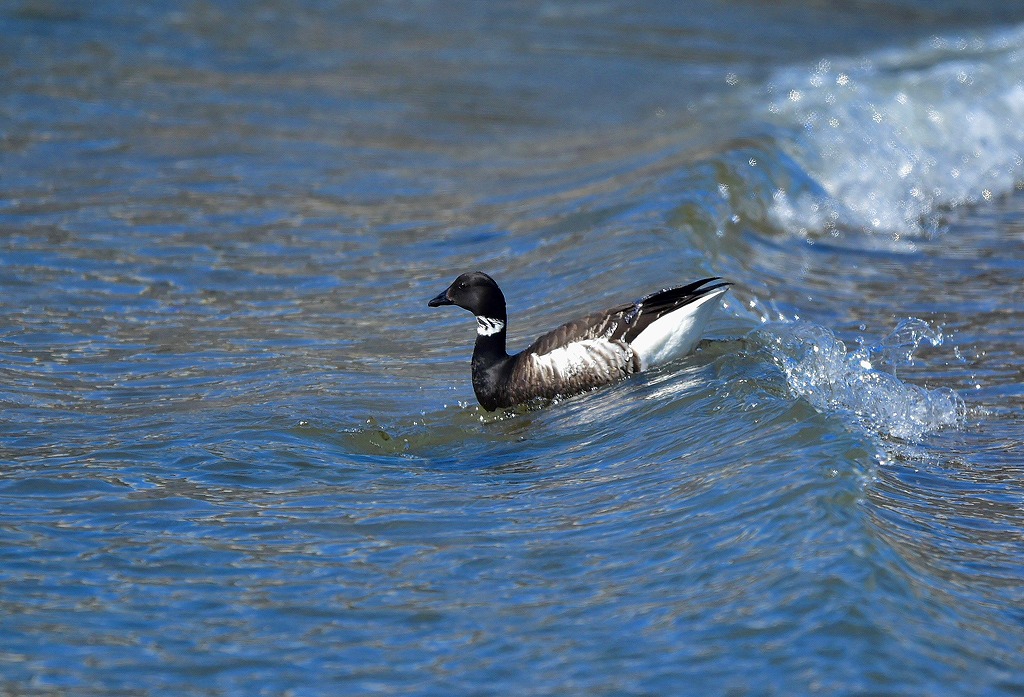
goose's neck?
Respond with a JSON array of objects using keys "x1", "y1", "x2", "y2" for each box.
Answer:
[
  {"x1": 470, "y1": 314, "x2": 512, "y2": 411},
  {"x1": 472, "y1": 315, "x2": 509, "y2": 363}
]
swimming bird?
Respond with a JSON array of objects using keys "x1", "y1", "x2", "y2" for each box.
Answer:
[{"x1": 428, "y1": 272, "x2": 730, "y2": 411}]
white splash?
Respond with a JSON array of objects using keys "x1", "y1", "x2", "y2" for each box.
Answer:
[
  {"x1": 764, "y1": 25, "x2": 1024, "y2": 238},
  {"x1": 752, "y1": 319, "x2": 964, "y2": 442},
  {"x1": 475, "y1": 316, "x2": 505, "y2": 336}
]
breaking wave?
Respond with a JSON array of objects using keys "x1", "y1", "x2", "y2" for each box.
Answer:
[{"x1": 762, "y1": 26, "x2": 1024, "y2": 238}]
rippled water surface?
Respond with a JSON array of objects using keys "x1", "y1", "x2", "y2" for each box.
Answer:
[{"x1": 3, "y1": 1, "x2": 1024, "y2": 695}]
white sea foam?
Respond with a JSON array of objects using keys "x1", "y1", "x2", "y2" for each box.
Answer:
[
  {"x1": 753, "y1": 319, "x2": 964, "y2": 442},
  {"x1": 763, "y1": 25, "x2": 1024, "y2": 238}
]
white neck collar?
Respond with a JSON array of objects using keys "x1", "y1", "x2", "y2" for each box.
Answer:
[{"x1": 476, "y1": 316, "x2": 505, "y2": 336}]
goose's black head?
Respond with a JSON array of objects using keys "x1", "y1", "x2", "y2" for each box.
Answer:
[{"x1": 428, "y1": 271, "x2": 507, "y2": 320}]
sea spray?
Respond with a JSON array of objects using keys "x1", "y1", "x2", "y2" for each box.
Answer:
[
  {"x1": 752, "y1": 319, "x2": 965, "y2": 441},
  {"x1": 763, "y1": 27, "x2": 1024, "y2": 238}
]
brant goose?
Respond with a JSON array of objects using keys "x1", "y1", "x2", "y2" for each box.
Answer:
[{"x1": 428, "y1": 272, "x2": 730, "y2": 411}]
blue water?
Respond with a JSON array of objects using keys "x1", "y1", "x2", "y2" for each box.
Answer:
[{"x1": 3, "y1": 1, "x2": 1024, "y2": 695}]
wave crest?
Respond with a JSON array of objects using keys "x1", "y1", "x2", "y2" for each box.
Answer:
[
  {"x1": 763, "y1": 27, "x2": 1024, "y2": 238},
  {"x1": 751, "y1": 319, "x2": 965, "y2": 442}
]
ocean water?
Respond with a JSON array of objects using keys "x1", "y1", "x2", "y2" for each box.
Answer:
[{"x1": 2, "y1": 1, "x2": 1024, "y2": 695}]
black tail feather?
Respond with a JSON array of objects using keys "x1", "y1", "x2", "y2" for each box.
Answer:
[{"x1": 629, "y1": 277, "x2": 731, "y2": 323}]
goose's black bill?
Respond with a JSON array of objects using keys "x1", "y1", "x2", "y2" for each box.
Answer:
[{"x1": 428, "y1": 289, "x2": 453, "y2": 307}]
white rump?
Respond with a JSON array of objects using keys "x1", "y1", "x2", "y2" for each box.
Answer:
[{"x1": 629, "y1": 288, "x2": 727, "y2": 370}]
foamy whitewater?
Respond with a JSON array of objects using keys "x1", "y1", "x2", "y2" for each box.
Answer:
[
  {"x1": 752, "y1": 319, "x2": 965, "y2": 443},
  {"x1": 766, "y1": 26, "x2": 1024, "y2": 239}
]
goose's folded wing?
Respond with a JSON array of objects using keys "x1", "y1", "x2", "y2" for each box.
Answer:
[
  {"x1": 522, "y1": 303, "x2": 635, "y2": 357},
  {"x1": 524, "y1": 277, "x2": 727, "y2": 356}
]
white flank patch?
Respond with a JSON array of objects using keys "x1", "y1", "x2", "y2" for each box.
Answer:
[
  {"x1": 476, "y1": 316, "x2": 506, "y2": 336},
  {"x1": 630, "y1": 288, "x2": 727, "y2": 370},
  {"x1": 531, "y1": 338, "x2": 627, "y2": 381}
]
